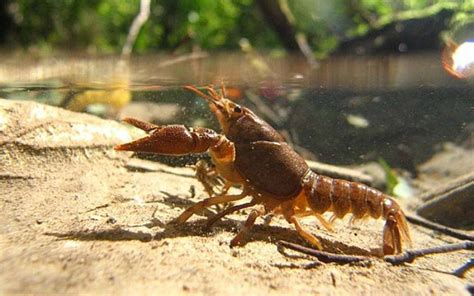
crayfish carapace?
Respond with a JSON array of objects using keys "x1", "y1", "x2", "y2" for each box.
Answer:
[{"x1": 115, "y1": 85, "x2": 411, "y2": 255}]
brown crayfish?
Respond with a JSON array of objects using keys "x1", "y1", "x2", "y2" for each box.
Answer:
[{"x1": 115, "y1": 85, "x2": 411, "y2": 255}]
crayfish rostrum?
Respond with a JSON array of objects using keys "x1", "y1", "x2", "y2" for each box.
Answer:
[{"x1": 115, "y1": 85, "x2": 410, "y2": 255}]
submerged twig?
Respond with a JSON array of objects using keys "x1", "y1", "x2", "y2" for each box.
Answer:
[
  {"x1": 278, "y1": 240, "x2": 473, "y2": 269},
  {"x1": 418, "y1": 172, "x2": 474, "y2": 203},
  {"x1": 277, "y1": 241, "x2": 372, "y2": 265},
  {"x1": 306, "y1": 160, "x2": 374, "y2": 185},
  {"x1": 406, "y1": 213, "x2": 474, "y2": 241},
  {"x1": 452, "y1": 258, "x2": 474, "y2": 278},
  {"x1": 415, "y1": 173, "x2": 474, "y2": 229},
  {"x1": 273, "y1": 261, "x2": 322, "y2": 269},
  {"x1": 384, "y1": 241, "x2": 473, "y2": 265},
  {"x1": 84, "y1": 203, "x2": 110, "y2": 213},
  {"x1": 0, "y1": 173, "x2": 34, "y2": 180},
  {"x1": 245, "y1": 90, "x2": 285, "y2": 127}
]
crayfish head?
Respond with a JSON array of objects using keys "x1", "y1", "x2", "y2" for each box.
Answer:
[{"x1": 184, "y1": 85, "x2": 249, "y2": 134}]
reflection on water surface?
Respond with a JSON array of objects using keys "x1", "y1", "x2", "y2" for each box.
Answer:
[{"x1": 0, "y1": 52, "x2": 472, "y2": 170}]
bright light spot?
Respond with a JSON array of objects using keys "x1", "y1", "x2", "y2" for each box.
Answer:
[
  {"x1": 30, "y1": 105, "x2": 48, "y2": 120},
  {"x1": 133, "y1": 195, "x2": 145, "y2": 206},
  {"x1": 188, "y1": 11, "x2": 199, "y2": 23},
  {"x1": 393, "y1": 177, "x2": 414, "y2": 199},
  {"x1": 0, "y1": 112, "x2": 6, "y2": 130},
  {"x1": 443, "y1": 40, "x2": 474, "y2": 79},
  {"x1": 63, "y1": 240, "x2": 80, "y2": 249},
  {"x1": 346, "y1": 114, "x2": 369, "y2": 128},
  {"x1": 452, "y1": 41, "x2": 474, "y2": 75}
]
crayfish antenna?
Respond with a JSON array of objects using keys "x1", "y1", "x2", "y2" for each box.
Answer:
[
  {"x1": 183, "y1": 85, "x2": 216, "y2": 102},
  {"x1": 206, "y1": 85, "x2": 220, "y2": 99},
  {"x1": 220, "y1": 83, "x2": 227, "y2": 98}
]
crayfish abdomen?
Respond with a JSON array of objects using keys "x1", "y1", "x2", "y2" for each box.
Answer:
[{"x1": 301, "y1": 172, "x2": 410, "y2": 254}]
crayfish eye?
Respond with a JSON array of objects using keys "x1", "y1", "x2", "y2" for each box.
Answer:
[{"x1": 233, "y1": 106, "x2": 242, "y2": 113}]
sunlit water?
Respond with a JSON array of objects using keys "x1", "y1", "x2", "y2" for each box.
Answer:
[{"x1": 0, "y1": 52, "x2": 472, "y2": 171}]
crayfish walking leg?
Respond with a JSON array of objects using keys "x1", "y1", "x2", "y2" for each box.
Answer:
[
  {"x1": 176, "y1": 191, "x2": 248, "y2": 224},
  {"x1": 230, "y1": 207, "x2": 265, "y2": 247}
]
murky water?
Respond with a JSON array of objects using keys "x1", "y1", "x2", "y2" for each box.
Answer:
[{"x1": 0, "y1": 52, "x2": 472, "y2": 171}]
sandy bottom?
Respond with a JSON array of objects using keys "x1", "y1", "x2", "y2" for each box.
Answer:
[{"x1": 0, "y1": 100, "x2": 472, "y2": 295}]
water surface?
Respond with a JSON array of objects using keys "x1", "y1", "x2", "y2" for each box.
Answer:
[{"x1": 0, "y1": 52, "x2": 472, "y2": 170}]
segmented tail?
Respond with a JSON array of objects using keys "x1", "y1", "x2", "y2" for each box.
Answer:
[{"x1": 302, "y1": 172, "x2": 411, "y2": 254}]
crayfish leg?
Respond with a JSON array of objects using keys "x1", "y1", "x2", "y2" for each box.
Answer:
[
  {"x1": 205, "y1": 200, "x2": 257, "y2": 229},
  {"x1": 290, "y1": 216, "x2": 323, "y2": 250},
  {"x1": 176, "y1": 192, "x2": 248, "y2": 224},
  {"x1": 195, "y1": 160, "x2": 224, "y2": 197},
  {"x1": 293, "y1": 210, "x2": 334, "y2": 232},
  {"x1": 313, "y1": 213, "x2": 334, "y2": 232},
  {"x1": 230, "y1": 207, "x2": 265, "y2": 247}
]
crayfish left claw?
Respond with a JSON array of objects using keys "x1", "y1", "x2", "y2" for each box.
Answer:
[
  {"x1": 114, "y1": 118, "x2": 163, "y2": 152},
  {"x1": 115, "y1": 117, "x2": 224, "y2": 155}
]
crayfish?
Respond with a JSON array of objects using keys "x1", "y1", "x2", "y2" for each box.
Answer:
[{"x1": 115, "y1": 85, "x2": 411, "y2": 255}]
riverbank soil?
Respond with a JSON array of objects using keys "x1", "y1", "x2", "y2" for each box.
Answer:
[{"x1": 1, "y1": 100, "x2": 472, "y2": 295}]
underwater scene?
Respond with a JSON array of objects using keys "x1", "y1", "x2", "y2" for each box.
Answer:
[{"x1": 1, "y1": 1, "x2": 473, "y2": 295}]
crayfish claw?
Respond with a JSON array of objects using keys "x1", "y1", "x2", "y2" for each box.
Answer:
[{"x1": 122, "y1": 117, "x2": 160, "y2": 133}]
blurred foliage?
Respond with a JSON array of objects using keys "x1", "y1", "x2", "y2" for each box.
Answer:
[
  {"x1": 1, "y1": 0, "x2": 472, "y2": 55},
  {"x1": 5, "y1": 0, "x2": 279, "y2": 53},
  {"x1": 378, "y1": 158, "x2": 399, "y2": 196}
]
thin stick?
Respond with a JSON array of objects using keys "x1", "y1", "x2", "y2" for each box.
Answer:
[
  {"x1": 467, "y1": 285, "x2": 474, "y2": 295},
  {"x1": 418, "y1": 172, "x2": 474, "y2": 202},
  {"x1": 183, "y1": 85, "x2": 215, "y2": 102},
  {"x1": 384, "y1": 241, "x2": 473, "y2": 265},
  {"x1": 452, "y1": 258, "x2": 474, "y2": 278},
  {"x1": 279, "y1": 240, "x2": 473, "y2": 267},
  {"x1": 277, "y1": 241, "x2": 371, "y2": 265},
  {"x1": 295, "y1": 33, "x2": 318, "y2": 69},
  {"x1": 406, "y1": 213, "x2": 474, "y2": 241},
  {"x1": 121, "y1": 0, "x2": 151, "y2": 58},
  {"x1": 205, "y1": 200, "x2": 256, "y2": 228},
  {"x1": 84, "y1": 203, "x2": 110, "y2": 213},
  {"x1": 156, "y1": 52, "x2": 208, "y2": 68},
  {"x1": 306, "y1": 160, "x2": 374, "y2": 185},
  {"x1": 245, "y1": 91, "x2": 285, "y2": 127}
]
